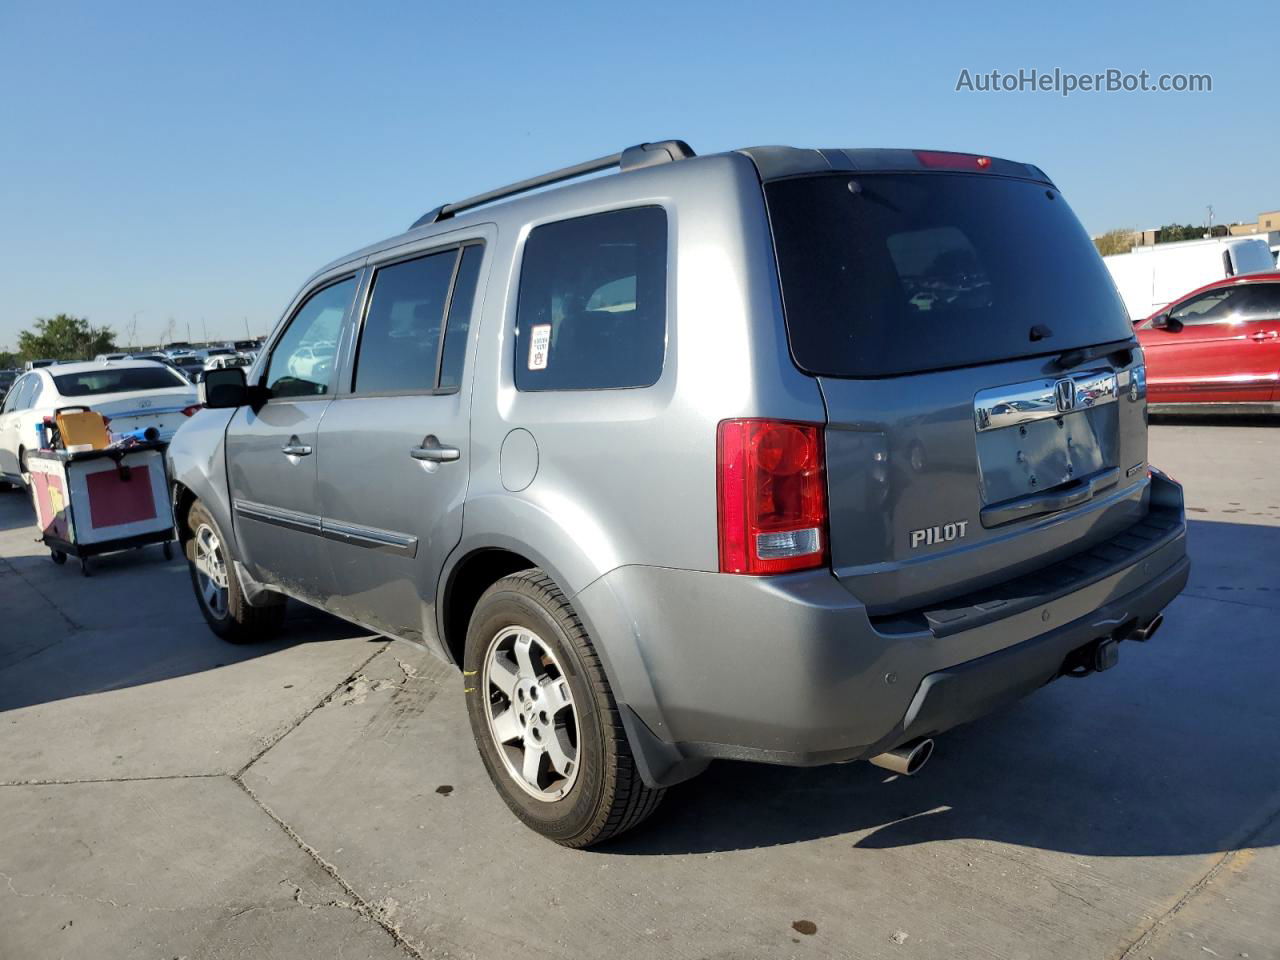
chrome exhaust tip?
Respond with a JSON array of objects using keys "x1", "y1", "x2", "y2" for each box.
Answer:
[
  {"x1": 869, "y1": 737, "x2": 935, "y2": 776},
  {"x1": 1130, "y1": 613, "x2": 1164, "y2": 642}
]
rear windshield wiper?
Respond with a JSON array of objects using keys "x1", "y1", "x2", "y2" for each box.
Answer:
[{"x1": 1050, "y1": 338, "x2": 1138, "y2": 372}]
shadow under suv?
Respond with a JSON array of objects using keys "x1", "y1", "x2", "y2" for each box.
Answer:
[{"x1": 168, "y1": 141, "x2": 1189, "y2": 846}]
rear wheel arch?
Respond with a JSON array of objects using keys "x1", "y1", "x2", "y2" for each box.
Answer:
[{"x1": 440, "y1": 547, "x2": 539, "y2": 666}]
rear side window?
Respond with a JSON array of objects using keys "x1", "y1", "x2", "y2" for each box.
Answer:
[
  {"x1": 765, "y1": 173, "x2": 1133, "y2": 378},
  {"x1": 354, "y1": 243, "x2": 484, "y2": 394},
  {"x1": 5, "y1": 375, "x2": 33, "y2": 411},
  {"x1": 515, "y1": 207, "x2": 667, "y2": 391},
  {"x1": 355, "y1": 251, "x2": 457, "y2": 394},
  {"x1": 52, "y1": 366, "x2": 188, "y2": 397},
  {"x1": 438, "y1": 245, "x2": 484, "y2": 391}
]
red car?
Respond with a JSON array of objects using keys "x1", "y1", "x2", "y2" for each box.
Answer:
[{"x1": 1135, "y1": 271, "x2": 1280, "y2": 412}]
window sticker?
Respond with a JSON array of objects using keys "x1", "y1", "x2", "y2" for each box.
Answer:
[{"x1": 527, "y1": 323, "x2": 551, "y2": 370}]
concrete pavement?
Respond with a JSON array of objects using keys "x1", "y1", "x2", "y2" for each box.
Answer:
[{"x1": 1, "y1": 421, "x2": 1278, "y2": 959}]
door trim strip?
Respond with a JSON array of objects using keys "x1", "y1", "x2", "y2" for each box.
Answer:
[
  {"x1": 319, "y1": 518, "x2": 418, "y2": 558},
  {"x1": 232, "y1": 500, "x2": 418, "y2": 557},
  {"x1": 233, "y1": 499, "x2": 322, "y2": 534}
]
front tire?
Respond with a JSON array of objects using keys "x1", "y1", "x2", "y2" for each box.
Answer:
[
  {"x1": 463, "y1": 568, "x2": 664, "y2": 847},
  {"x1": 185, "y1": 499, "x2": 285, "y2": 643}
]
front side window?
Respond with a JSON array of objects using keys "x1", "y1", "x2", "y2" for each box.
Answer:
[
  {"x1": 265, "y1": 276, "x2": 356, "y2": 399},
  {"x1": 514, "y1": 207, "x2": 667, "y2": 391},
  {"x1": 1169, "y1": 283, "x2": 1280, "y2": 326}
]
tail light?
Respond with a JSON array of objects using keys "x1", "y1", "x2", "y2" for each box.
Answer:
[
  {"x1": 181, "y1": 404, "x2": 202, "y2": 417},
  {"x1": 717, "y1": 419, "x2": 828, "y2": 575}
]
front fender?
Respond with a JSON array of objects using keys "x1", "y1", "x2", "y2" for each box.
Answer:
[{"x1": 165, "y1": 408, "x2": 237, "y2": 551}]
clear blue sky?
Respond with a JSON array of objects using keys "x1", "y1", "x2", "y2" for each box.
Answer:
[{"x1": 1, "y1": 0, "x2": 1274, "y2": 348}]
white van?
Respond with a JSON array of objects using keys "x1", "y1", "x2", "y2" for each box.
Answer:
[{"x1": 1103, "y1": 236, "x2": 1274, "y2": 320}]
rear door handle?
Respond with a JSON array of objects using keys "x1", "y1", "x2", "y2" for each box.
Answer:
[
  {"x1": 1249, "y1": 330, "x2": 1278, "y2": 341},
  {"x1": 281, "y1": 440, "x2": 312, "y2": 457},
  {"x1": 410, "y1": 438, "x2": 460, "y2": 463}
]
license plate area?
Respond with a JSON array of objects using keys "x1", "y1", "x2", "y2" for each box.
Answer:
[{"x1": 974, "y1": 370, "x2": 1120, "y2": 509}]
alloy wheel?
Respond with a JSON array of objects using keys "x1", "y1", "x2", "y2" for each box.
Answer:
[
  {"x1": 482, "y1": 626, "x2": 580, "y2": 801},
  {"x1": 192, "y1": 522, "x2": 230, "y2": 620}
]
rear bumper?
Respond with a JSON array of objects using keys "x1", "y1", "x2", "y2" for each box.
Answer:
[{"x1": 575, "y1": 475, "x2": 1188, "y2": 787}]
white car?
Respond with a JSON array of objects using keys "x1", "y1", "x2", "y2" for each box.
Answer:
[
  {"x1": 0, "y1": 360, "x2": 198, "y2": 487},
  {"x1": 203, "y1": 353, "x2": 254, "y2": 372},
  {"x1": 285, "y1": 342, "x2": 335, "y2": 382}
]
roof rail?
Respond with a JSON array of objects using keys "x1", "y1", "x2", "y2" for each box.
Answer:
[{"x1": 409, "y1": 140, "x2": 695, "y2": 229}]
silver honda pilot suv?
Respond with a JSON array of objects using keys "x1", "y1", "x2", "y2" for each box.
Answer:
[{"x1": 168, "y1": 141, "x2": 1188, "y2": 846}]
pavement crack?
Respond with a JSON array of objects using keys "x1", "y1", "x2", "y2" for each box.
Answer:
[
  {"x1": 0, "y1": 772, "x2": 225, "y2": 788},
  {"x1": 1180, "y1": 590, "x2": 1280, "y2": 613},
  {"x1": 1115, "y1": 796, "x2": 1280, "y2": 960},
  {"x1": 234, "y1": 640, "x2": 393, "y2": 778},
  {"x1": 395, "y1": 658, "x2": 421, "y2": 683},
  {"x1": 232, "y1": 777, "x2": 436, "y2": 959},
  {"x1": 1, "y1": 870, "x2": 176, "y2": 913},
  {"x1": 1047, "y1": 876, "x2": 1096, "y2": 910}
]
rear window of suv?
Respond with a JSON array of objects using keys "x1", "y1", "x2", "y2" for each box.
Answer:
[{"x1": 764, "y1": 173, "x2": 1133, "y2": 378}]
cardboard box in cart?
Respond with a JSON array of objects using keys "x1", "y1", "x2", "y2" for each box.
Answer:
[{"x1": 28, "y1": 442, "x2": 175, "y2": 574}]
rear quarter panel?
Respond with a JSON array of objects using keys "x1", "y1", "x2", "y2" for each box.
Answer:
[{"x1": 454, "y1": 153, "x2": 826, "y2": 597}]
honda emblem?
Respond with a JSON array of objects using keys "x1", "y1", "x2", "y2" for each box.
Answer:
[{"x1": 1054, "y1": 378, "x2": 1075, "y2": 413}]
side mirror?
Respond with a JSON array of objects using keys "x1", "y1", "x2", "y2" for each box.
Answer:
[
  {"x1": 1150, "y1": 313, "x2": 1182, "y2": 332},
  {"x1": 199, "y1": 367, "x2": 249, "y2": 408}
]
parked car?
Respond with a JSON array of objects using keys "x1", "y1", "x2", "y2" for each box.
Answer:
[
  {"x1": 284, "y1": 342, "x2": 334, "y2": 382},
  {"x1": 1104, "y1": 236, "x2": 1274, "y2": 321},
  {"x1": 93, "y1": 352, "x2": 129, "y2": 362},
  {"x1": 1135, "y1": 272, "x2": 1280, "y2": 412},
  {"x1": 204, "y1": 353, "x2": 254, "y2": 372},
  {"x1": 170, "y1": 355, "x2": 206, "y2": 381},
  {"x1": 0, "y1": 369, "x2": 17, "y2": 405},
  {"x1": 24, "y1": 359, "x2": 56, "y2": 370},
  {"x1": 0, "y1": 360, "x2": 198, "y2": 487},
  {"x1": 168, "y1": 142, "x2": 1188, "y2": 846}
]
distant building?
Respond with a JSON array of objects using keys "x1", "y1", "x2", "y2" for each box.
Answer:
[
  {"x1": 1227, "y1": 210, "x2": 1280, "y2": 260},
  {"x1": 1099, "y1": 210, "x2": 1279, "y2": 262}
]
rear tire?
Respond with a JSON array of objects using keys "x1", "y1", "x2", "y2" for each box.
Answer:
[
  {"x1": 185, "y1": 499, "x2": 285, "y2": 644},
  {"x1": 463, "y1": 568, "x2": 664, "y2": 847}
]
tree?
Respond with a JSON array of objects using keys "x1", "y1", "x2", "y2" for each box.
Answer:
[
  {"x1": 1156, "y1": 223, "x2": 1204, "y2": 243},
  {"x1": 1094, "y1": 228, "x2": 1136, "y2": 256},
  {"x1": 16, "y1": 314, "x2": 117, "y2": 362},
  {"x1": 0, "y1": 350, "x2": 19, "y2": 369}
]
